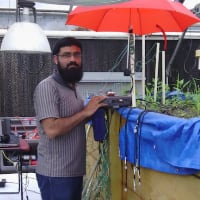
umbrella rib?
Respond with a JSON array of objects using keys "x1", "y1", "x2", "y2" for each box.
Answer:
[
  {"x1": 137, "y1": 8, "x2": 142, "y2": 35},
  {"x1": 96, "y1": 9, "x2": 113, "y2": 31},
  {"x1": 129, "y1": 8, "x2": 142, "y2": 35},
  {"x1": 129, "y1": 8, "x2": 133, "y2": 33},
  {"x1": 167, "y1": 10, "x2": 183, "y2": 32}
]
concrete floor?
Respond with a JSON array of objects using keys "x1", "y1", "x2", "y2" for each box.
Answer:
[{"x1": 0, "y1": 173, "x2": 41, "y2": 200}]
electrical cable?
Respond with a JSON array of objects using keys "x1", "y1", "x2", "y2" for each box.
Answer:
[
  {"x1": 98, "y1": 44, "x2": 128, "y2": 94},
  {"x1": 109, "y1": 44, "x2": 128, "y2": 72},
  {"x1": 123, "y1": 107, "x2": 136, "y2": 191},
  {"x1": 128, "y1": 73, "x2": 134, "y2": 94},
  {"x1": 23, "y1": 173, "x2": 29, "y2": 200},
  {"x1": 118, "y1": 110, "x2": 126, "y2": 198},
  {"x1": 2, "y1": 150, "x2": 16, "y2": 165},
  {"x1": 183, "y1": 39, "x2": 193, "y2": 74},
  {"x1": 82, "y1": 108, "x2": 113, "y2": 200},
  {"x1": 133, "y1": 109, "x2": 149, "y2": 191},
  {"x1": 192, "y1": 174, "x2": 200, "y2": 180},
  {"x1": 86, "y1": 40, "x2": 158, "y2": 98}
]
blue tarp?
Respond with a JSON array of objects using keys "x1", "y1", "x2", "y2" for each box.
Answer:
[{"x1": 118, "y1": 107, "x2": 200, "y2": 175}]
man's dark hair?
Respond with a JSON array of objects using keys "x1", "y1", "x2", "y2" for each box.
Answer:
[{"x1": 52, "y1": 37, "x2": 82, "y2": 55}]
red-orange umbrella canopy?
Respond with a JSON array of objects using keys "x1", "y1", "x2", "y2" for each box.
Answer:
[
  {"x1": 66, "y1": 0, "x2": 200, "y2": 107},
  {"x1": 66, "y1": 0, "x2": 200, "y2": 35}
]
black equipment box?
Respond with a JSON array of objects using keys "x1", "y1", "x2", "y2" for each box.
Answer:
[{"x1": 103, "y1": 96, "x2": 132, "y2": 108}]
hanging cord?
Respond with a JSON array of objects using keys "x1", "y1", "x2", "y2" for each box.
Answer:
[
  {"x1": 183, "y1": 39, "x2": 193, "y2": 73},
  {"x1": 109, "y1": 44, "x2": 128, "y2": 72},
  {"x1": 22, "y1": 173, "x2": 40, "y2": 198},
  {"x1": 133, "y1": 110, "x2": 148, "y2": 191},
  {"x1": 119, "y1": 111, "x2": 125, "y2": 199},
  {"x1": 192, "y1": 174, "x2": 200, "y2": 180},
  {"x1": 123, "y1": 107, "x2": 136, "y2": 192},
  {"x1": 97, "y1": 43, "x2": 128, "y2": 93},
  {"x1": 82, "y1": 108, "x2": 113, "y2": 200},
  {"x1": 119, "y1": 108, "x2": 128, "y2": 193},
  {"x1": 2, "y1": 150, "x2": 19, "y2": 170},
  {"x1": 102, "y1": 107, "x2": 113, "y2": 141},
  {"x1": 24, "y1": 173, "x2": 30, "y2": 200},
  {"x1": 2, "y1": 151, "x2": 15, "y2": 165},
  {"x1": 128, "y1": 73, "x2": 134, "y2": 94}
]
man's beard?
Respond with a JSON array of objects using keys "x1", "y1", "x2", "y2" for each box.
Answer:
[{"x1": 57, "y1": 61, "x2": 83, "y2": 84}]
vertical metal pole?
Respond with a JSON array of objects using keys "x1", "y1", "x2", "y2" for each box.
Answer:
[
  {"x1": 16, "y1": 0, "x2": 19, "y2": 22},
  {"x1": 129, "y1": 33, "x2": 136, "y2": 107},
  {"x1": 126, "y1": 34, "x2": 130, "y2": 70}
]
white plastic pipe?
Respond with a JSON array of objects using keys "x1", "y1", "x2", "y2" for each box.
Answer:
[
  {"x1": 154, "y1": 43, "x2": 160, "y2": 102},
  {"x1": 162, "y1": 51, "x2": 166, "y2": 104},
  {"x1": 142, "y1": 35, "x2": 146, "y2": 100}
]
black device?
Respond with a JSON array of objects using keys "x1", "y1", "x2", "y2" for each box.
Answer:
[
  {"x1": 0, "y1": 119, "x2": 20, "y2": 147},
  {"x1": 92, "y1": 108, "x2": 107, "y2": 142},
  {"x1": 0, "y1": 134, "x2": 10, "y2": 143},
  {"x1": 0, "y1": 179, "x2": 6, "y2": 188},
  {"x1": 0, "y1": 119, "x2": 10, "y2": 143},
  {"x1": 103, "y1": 96, "x2": 132, "y2": 108}
]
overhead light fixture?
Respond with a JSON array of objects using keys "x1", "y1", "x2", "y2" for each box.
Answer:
[
  {"x1": 1, "y1": 22, "x2": 51, "y2": 53},
  {"x1": 0, "y1": 1, "x2": 51, "y2": 54}
]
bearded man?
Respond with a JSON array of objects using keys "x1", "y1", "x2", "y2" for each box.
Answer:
[{"x1": 33, "y1": 37, "x2": 106, "y2": 200}]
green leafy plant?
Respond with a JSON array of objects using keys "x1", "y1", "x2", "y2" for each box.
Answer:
[{"x1": 137, "y1": 77, "x2": 200, "y2": 118}]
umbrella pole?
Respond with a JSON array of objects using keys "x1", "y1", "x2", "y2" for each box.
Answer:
[
  {"x1": 129, "y1": 33, "x2": 136, "y2": 107},
  {"x1": 126, "y1": 34, "x2": 130, "y2": 71}
]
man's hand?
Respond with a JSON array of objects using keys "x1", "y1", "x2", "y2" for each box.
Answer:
[
  {"x1": 83, "y1": 95, "x2": 107, "y2": 117},
  {"x1": 41, "y1": 95, "x2": 107, "y2": 139}
]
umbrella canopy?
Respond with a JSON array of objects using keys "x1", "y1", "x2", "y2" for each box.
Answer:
[
  {"x1": 66, "y1": 0, "x2": 200, "y2": 35},
  {"x1": 66, "y1": 0, "x2": 200, "y2": 107}
]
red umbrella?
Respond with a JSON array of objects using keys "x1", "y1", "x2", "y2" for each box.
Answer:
[
  {"x1": 66, "y1": 0, "x2": 200, "y2": 35},
  {"x1": 66, "y1": 0, "x2": 200, "y2": 107}
]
